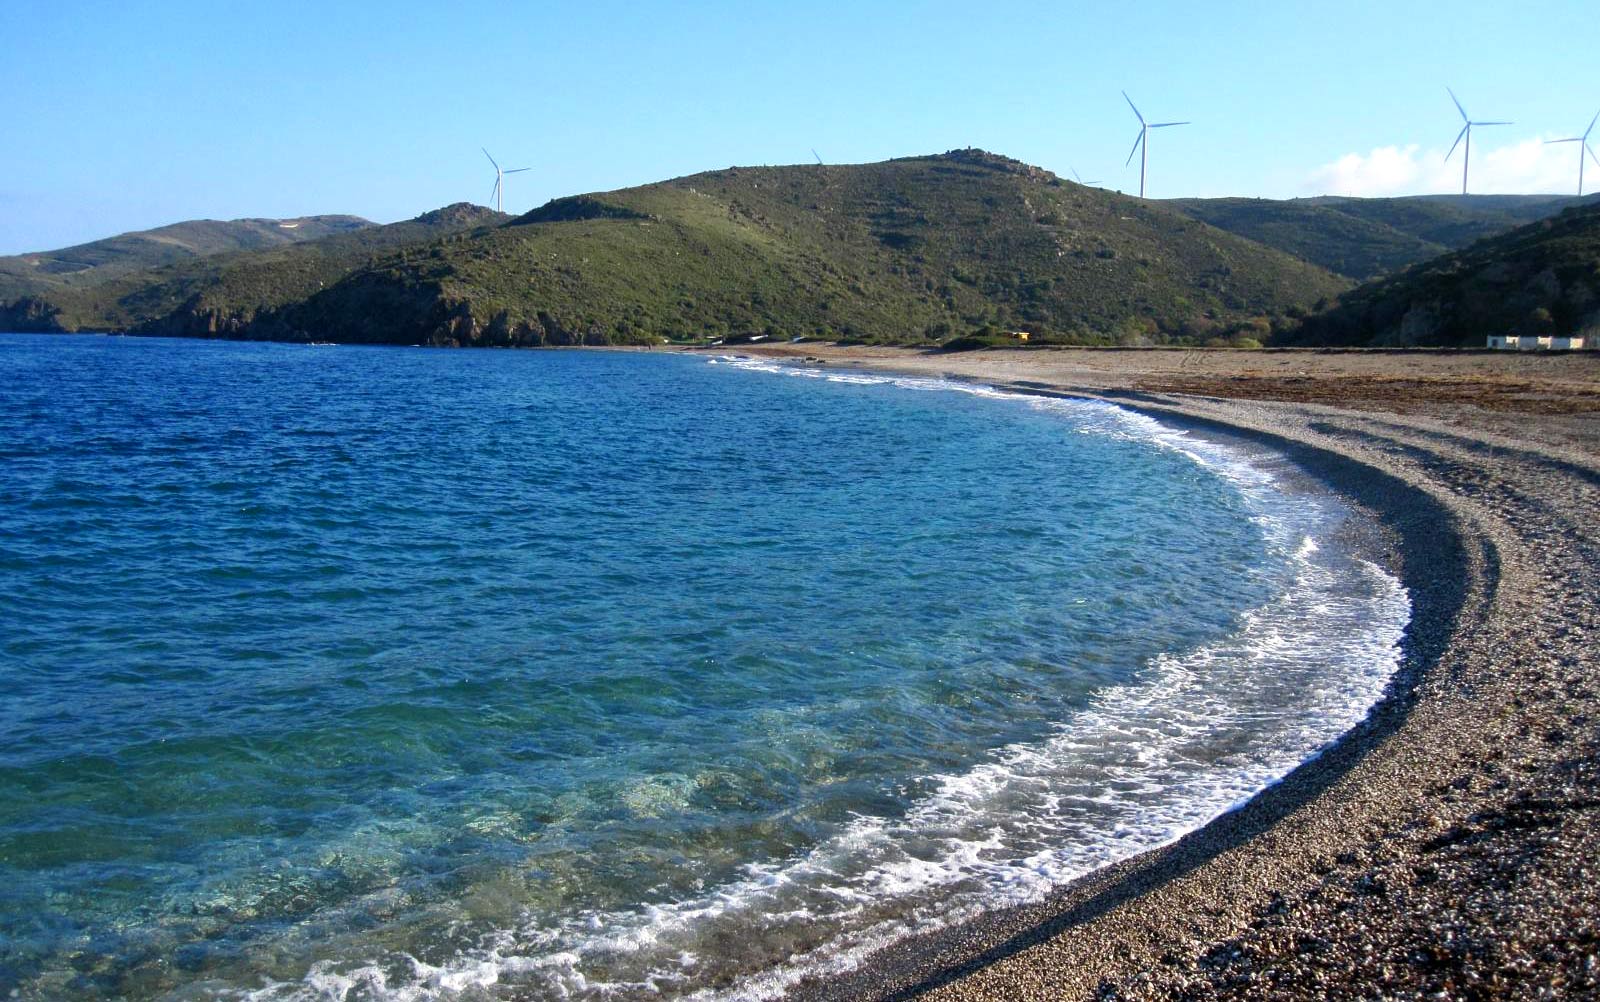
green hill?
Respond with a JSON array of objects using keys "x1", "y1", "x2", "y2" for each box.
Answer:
[
  {"x1": 241, "y1": 150, "x2": 1350, "y2": 347},
  {"x1": 1309, "y1": 194, "x2": 1586, "y2": 247},
  {"x1": 0, "y1": 204, "x2": 507, "y2": 334},
  {"x1": 0, "y1": 214, "x2": 374, "y2": 299},
  {"x1": 1280, "y1": 201, "x2": 1600, "y2": 346},
  {"x1": 1169, "y1": 194, "x2": 1586, "y2": 281},
  {"x1": 14, "y1": 166, "x2": 1592, "y2": 347}
]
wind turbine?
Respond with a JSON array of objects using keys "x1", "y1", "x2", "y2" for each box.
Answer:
[
  {"x1": 482, "y1": 148, "x2": 531, "y2": 213},
  {"x1": 1070, "y1": 167, "x2": 1099, "y2": 186},
  {"x1": 1444, "y1": 88, "x2": 1511, "y2": 196},
  {"x1": 1545, "y1": 110, "x2": 1600, "y2": 196},
  {"x1": 1122, "y1": 92, "x2": 1188, "y2": 198},
  {"x1": 812, "y1": 148, "x2": 824, "y2": 165}
]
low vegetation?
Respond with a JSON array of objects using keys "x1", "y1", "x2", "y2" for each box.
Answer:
[
  {"x1": 1169, "y1": 194, "x2": 1587, "y2": 281},
  {"x1": 1280, "y1": 201, "x2": 1600, "y2": 347},
  {"x1": 0, "y1": 204, "x2": 506, "y2": 334},
  {"x1": 230, "y1": 150, "x2": 1350, "y2": 347},
  {"x1": 15, "y1": 153, "x2": 1584, "y2": 350},
  {"x1": 0, "y1": 215, "x2": 373, "y2": 301}
]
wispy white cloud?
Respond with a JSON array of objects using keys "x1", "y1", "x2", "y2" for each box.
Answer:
[{"x1": 1302, "y1": 136, "x2": 1589, "y2": 197}]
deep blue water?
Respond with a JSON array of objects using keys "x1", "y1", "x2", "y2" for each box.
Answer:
[{"x1": 0, "y1": 335, "x2": 1407, "y2": 1000}]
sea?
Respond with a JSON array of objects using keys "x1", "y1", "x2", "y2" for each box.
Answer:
[{"x1": 0, "y1": 334, "x2": 1409, "y2": 1001}]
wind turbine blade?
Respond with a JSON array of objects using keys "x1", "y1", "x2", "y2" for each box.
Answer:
[
  {"x1": 1546, "y1": 138, "x2": 1580, "y2": 144},
  {"x1": 1122, "y1": 90, "x2": 1145, "y2": 125},
  {"x1": 1445, "y1": 125, "x2": 1469, "y2": 162},
  {"x1": 1149, "y1": 121, "x2": 1189, "y2": 128},
  {"x1": 1588, "y1": 143, "x2": 1600, "y2": 169},
  {"x1": 490, "y1": 179, "x2": 500, "y2": 203},
  {"x1": 1586, "y1": 110, "x2": 1600, "y2": 140},
  {"x1": 1447, "y1": 87, "x2": 1468, "y2": 122},
  {"x1": 1125, "y1": 131, "x2": 1144, "y2": 167},
  {"x1": 1474, "y1": 120, "x2": 1512, "y2": 126},
  {"x1": 505, "y1": 167, "x2": 532, "y2": 173},
  {"x1": 812, "y1": 148, "x2": 823, "y2": 164},
  {"x1": 482, "y1": 147, "x2": 500, "y2": 170}
]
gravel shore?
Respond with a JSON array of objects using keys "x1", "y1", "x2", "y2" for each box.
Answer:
[{"x1": 723, "y1": 346, "x2": 1600, "y2": 1001}]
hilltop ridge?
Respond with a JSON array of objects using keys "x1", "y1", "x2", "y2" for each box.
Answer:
[
  {"x1": 243, "y1": 149, "x2": 1350, "y2": 347},
  {"x1": 1168, "y1": 193, "x2": 1587, "y2": 281},
  {"x1": 0, "y1": 215, "x2": 374, "y2": 299},
  {"x1": 9, "y1": 152, "x2": 1589, "y2": 348},
  {"x1": 0, "y1": 204, "x2": 507, "y2": 335}
]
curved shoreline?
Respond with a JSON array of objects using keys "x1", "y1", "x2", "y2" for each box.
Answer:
[{"x1": 752, "y1": 347, "x2": 1600, "y2": 1000}]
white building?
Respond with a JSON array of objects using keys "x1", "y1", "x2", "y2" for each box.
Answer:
[{"x1": 1491, "y1": 333, "x2": 1588, "y2": 350}]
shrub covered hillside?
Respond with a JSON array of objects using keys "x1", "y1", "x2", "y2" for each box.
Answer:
[
  {"x1": 0, "y1": 215, "x2": 374, "y2": 301},
  {"x1": 257, "y1": 150, "x2": 1348, "y2": 347},
  {"x1": 1168, "y1": 194, "x2": 1586, "y2": 282},
  {"x1": 1281, "y1": 201, "x2": 1600, "y2": 347},
  {"x1": 0, "y1": 204, "x2": 508, "y2": 334},
  {"x1": 1167, "y1": 198, "x2": 1446, "y2": 282}
]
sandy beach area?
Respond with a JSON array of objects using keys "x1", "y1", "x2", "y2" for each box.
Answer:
[{"x1": 709, "y1": 344, "x2": 1599, "y2": 1000}]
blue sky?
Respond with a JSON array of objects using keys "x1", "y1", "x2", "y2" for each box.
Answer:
[{"x1": 3, "y1": 0, "x2": 1597, "y2": 254}]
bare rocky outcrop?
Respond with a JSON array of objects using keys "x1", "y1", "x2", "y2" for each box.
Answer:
[{"x1": 0, "y1": 296, "x2": 66, "y2": 332}]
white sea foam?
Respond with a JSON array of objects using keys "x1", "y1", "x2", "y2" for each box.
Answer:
[{"x1": 238, "y1": 356, "x2": 1410, "y2": 1002}]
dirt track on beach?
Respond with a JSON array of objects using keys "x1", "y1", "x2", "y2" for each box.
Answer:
[{"x1": 715, "y1": 345, "x2": 1600, "y2": 1001}]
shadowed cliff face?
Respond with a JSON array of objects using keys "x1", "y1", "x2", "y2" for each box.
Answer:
[{"x1": 0, "y1": 296, "x2": 66, "y2": 332}]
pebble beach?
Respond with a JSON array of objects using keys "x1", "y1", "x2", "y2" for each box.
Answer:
[{"x1": 719, "y1": 344, "x2": 1600, "y2": 1001}]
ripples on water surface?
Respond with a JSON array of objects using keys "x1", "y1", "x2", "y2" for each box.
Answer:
[{"x1": 0, "y1": 335, "x2": 1407, "y2": 1000}]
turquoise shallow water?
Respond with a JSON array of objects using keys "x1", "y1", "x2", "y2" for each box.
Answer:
[{"x1": 0, "y1": 336, "x2": 1407, "y2": 1000}]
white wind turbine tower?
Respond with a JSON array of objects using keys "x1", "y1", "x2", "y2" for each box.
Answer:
[
  {"x1": 483, "y1": 148, "x2": 531, "y2": 213},
  {"x1": 1122, "y1": 92, "x2": 1188, "y2": 198},
  {"x1": 1545, "y1": 110, "x2": 1600, "y2": 196},
  {"x1": 1444, "y1": 88, "x2": 1511, "y2": 196}
]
